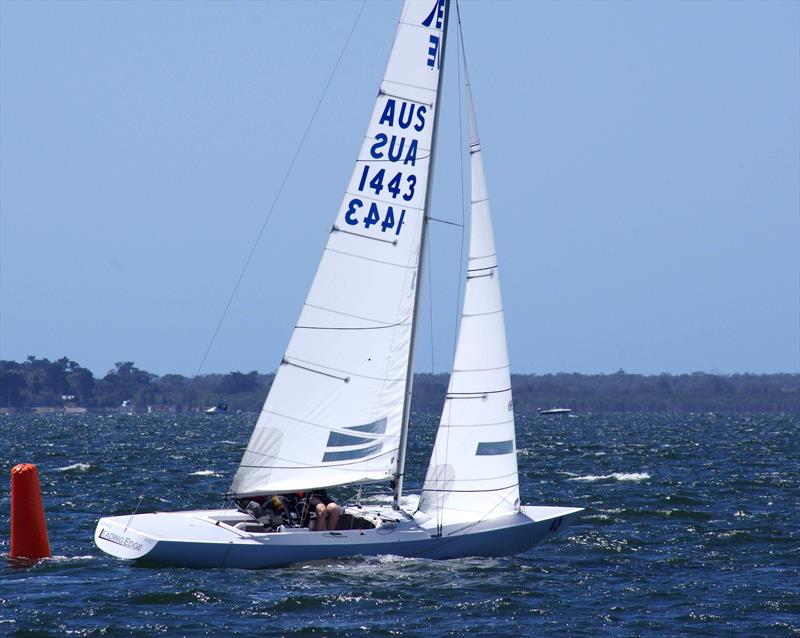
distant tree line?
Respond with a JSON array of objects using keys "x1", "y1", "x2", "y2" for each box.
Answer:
[{"x1": 0, "y1": 357, "x2": 797, "y2": 414}]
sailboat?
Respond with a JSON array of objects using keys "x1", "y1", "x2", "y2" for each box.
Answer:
[{"x1": 94, "y1": 0, "x2": 582, "y2": 569}]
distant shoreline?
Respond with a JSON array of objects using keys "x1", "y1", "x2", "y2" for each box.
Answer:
[{"x1": 1, "y1": 358, "x2": 797, "y2": 414}]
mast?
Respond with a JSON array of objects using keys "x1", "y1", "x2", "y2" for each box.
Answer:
[{"x1": 393, "y1": 0, "x2": 452, "y2": 510}]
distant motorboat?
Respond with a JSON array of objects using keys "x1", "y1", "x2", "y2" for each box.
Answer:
[
  {"x1": 204, "y1": 402, "x2": 228, "y2": 415},
  {"x1": 538, "y1": 408, "x2": 573, "y2": 415}
]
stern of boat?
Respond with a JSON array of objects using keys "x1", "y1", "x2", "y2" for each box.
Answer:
[
  {"x1": 95, "y1": 516, "x2": 159, "y2": 561},
  {"x1": 519, "y1": 505, "x2": 584, "y2": 542}
]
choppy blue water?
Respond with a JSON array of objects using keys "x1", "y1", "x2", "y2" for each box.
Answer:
[{"x1": 1, "y1": 412, "x2": 798, "y2": 636}]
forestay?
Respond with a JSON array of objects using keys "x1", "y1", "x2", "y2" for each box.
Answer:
[
  {"x1": 231, "y1": 0, "x2": 448, "y2": 497},
  {"x1": 417, "y1": 62, "x2": 521, "y2": 525}
]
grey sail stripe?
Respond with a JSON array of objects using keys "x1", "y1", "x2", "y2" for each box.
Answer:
[
  {"x1": 466, "y1": 272, "x2": 493, "y2": 280},
  {"x1": 471, "y1": 197, "x2": 489, "y2": 204},
  {"x1": 325, "y1": 247, "x2": 416, "y2": 269},
  {"x1": 467, "y1": 264, "x2": 497, "y2": 272},
  {"x1": 239, "y1": 446, "x2": 399, "y2": 471},
  {"x1": 261, "y1": 408, "x2": 398, "y2": 438},
  {"x1": 476, "y1": 440, "x2": 514, "y2": 455}
]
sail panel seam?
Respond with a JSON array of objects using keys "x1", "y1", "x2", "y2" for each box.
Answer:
[
  {"x1": 424, "y1": 470, "x2": 518, "y2": 483},
  {"x1": 300, "y1": 302, "x2": 409, "y2": 328},
  {"x1": 419, "y1": 483, "x2": 518, "y2": 494},
  {"x1": 325, "y1": 247, "x2": 416, "y2": 269},
  {"x1": 462, "y1": 308, "x2": 503, "y2": 318},
  {"x1": 378, "y1": 89, "x2": 434, "y2": 107},
  {"x1": 279, "y1": 356, "x2": 406, "y2": 382},
  {"x1": 333, "y1": 226, "x2": 397, "y2": 245},
  {"x1": 381, "y1": 77, "x2": 437, "y2": 94},
  {"x1": 469, "y1": 252, "x2": 496, "y2": 260},
  {"x1": 452, "y1": 364, "x2": 509, "y2": 373},
  {"x1": 342, "y1": 190, "x2": 425, "y2": 212},
  {"x1": 447, "y1": 387, "x2": 511, "y2": 396}
]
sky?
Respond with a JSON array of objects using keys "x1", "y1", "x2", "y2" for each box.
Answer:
[{"x1": 1, "y1": 0, "x2": 798, "y2": 377}]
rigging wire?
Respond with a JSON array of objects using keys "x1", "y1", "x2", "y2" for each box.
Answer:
[
  {"x1": 427, "y1": 223, "x2": 435, "y2": 373},
  {"x1": 430, "y1": 0, "x2": 470, "y2": 534},
  {"x1": 194, "y1": 0, "x2": 368, "y2": 376}
]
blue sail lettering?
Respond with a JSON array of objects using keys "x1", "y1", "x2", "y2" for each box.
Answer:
[
  {"x1": 422, "y1": 0, "x2": 445, "y2": 69},
  {"x1": 404, "y1": 139, "x2": 418, "y2": 166},
  {"x1": 370, "y1": 133, "x2": 388, "y2": 159},
  {"x1": 422, "y1": 0, "x2": 444, "y2": 29},
  {"x1": 378, "y1": 100, "x2": 396, "y2": 127},
  {"x1": 427, "y1": 35, "x2": 440, "y2": 69},
  {"x1": 380, "y1": 99, "x2": 423, "y2": 131},
  {"x1": 370, "y1": 134, "x2": 418, "y2": 166},
  {"x1": 398, "y1": 102, "x2": 414, "y2": 129},
  {"x1": 415, "y1": 105, "x2": 427, "y2": 132},
  {"x1": 387, "y1": 136, "x2": 406, "y2": 162}
]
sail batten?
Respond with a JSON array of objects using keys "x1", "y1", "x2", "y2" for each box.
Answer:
[{"x1": 230, "y1": 0, "x2": 449, "y2": 497}]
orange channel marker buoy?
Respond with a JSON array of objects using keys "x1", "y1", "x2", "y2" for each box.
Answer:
[{"x1": 10, "y1": 463, "x2": 51, "y2": 560}]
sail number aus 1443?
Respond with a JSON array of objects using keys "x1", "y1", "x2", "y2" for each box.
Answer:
[
  {"x1": 344, "y1": 164, "x2": 414, "y2": 236},
  {"x1": 345, "y1": 198, "x2": 406, "y2": 236}
]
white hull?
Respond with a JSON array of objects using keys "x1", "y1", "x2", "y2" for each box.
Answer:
[{"x1": 94, "y1": 505, "x2": 582, "y2": 569}]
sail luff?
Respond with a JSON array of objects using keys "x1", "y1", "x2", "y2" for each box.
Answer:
[{"x1": 393, "y1": 0, "x2": 451, "y2": 511}]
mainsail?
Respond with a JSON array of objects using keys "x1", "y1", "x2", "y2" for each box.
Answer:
[
  {"x1": 231, "y1": 0, "x2": 449, "y2": 497},
  {"x1": 417, "y1": 62, "x2": 521, "y2": 525}
]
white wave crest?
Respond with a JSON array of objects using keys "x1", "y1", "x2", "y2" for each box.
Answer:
[
  {"x1": 190, "y1": 470, "x2": 222, "y2": 477},
  {"x1": 568, "y1": 472, "x2": 651, "y2": 482},
  {"x1": 56, "y1": 463, "x2": 92, "y2": 472},
  {"x1": 362, "y1": 493, "x2": 420, "y2": 510}
]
